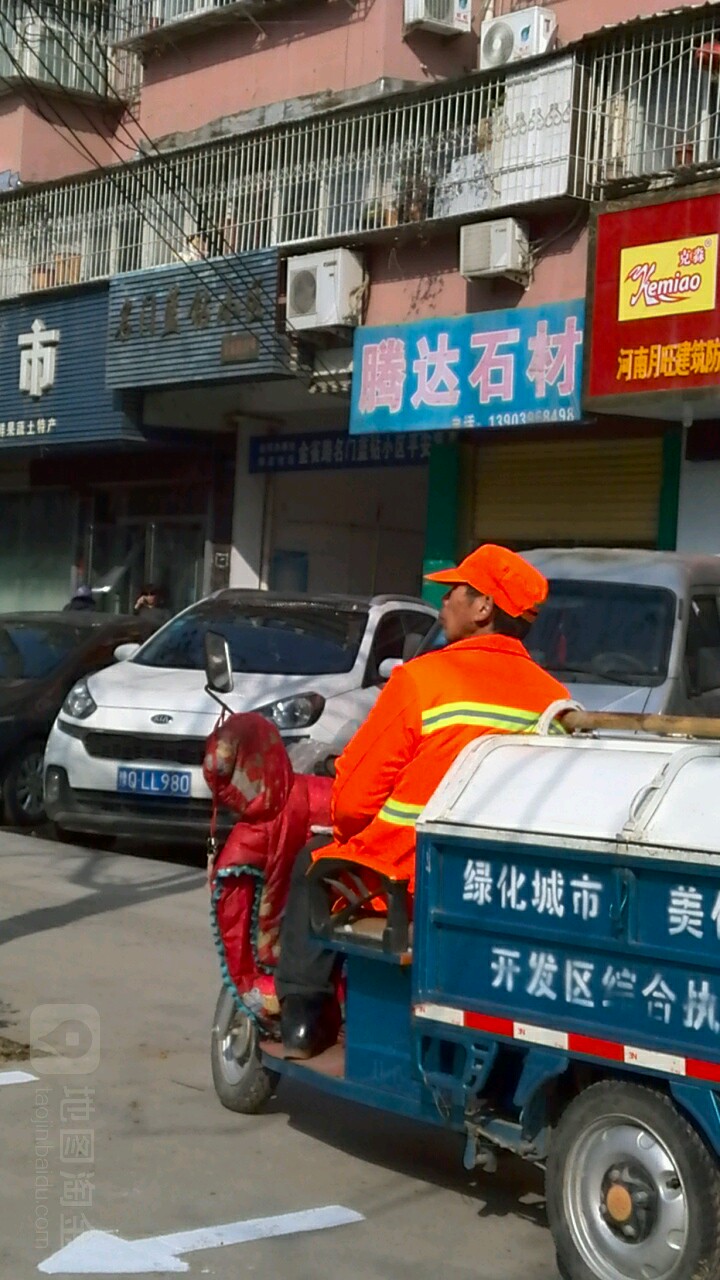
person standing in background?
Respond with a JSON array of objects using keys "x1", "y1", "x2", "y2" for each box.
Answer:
[
  {"x1": 64, "y1": 585, "x2": 96, "y2": 612},
  {"x1": 133, "y1": 584, "x2": 171, "y2": 627}
]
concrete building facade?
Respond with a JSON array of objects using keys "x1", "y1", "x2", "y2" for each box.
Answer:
[{"x1": 0, "y1": 0, "x2": 718, "y2": 607}]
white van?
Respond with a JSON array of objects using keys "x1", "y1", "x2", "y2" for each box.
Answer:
[{"x1": 414, "y1": 548, "x2": 720, "y2": 717}]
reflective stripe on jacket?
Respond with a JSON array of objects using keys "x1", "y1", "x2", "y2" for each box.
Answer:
[{"x1": 312, "y1": 633, "x2": 569, "y2": 890}]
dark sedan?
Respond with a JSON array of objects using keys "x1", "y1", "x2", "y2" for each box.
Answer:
[{"x1": 0, "y1": 612, "x2": 158, "y2": 826}]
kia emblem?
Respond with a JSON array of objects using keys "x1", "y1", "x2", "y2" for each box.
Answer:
[{"x1": 151, "y1": 714, "x2": 173, "y2": 725}]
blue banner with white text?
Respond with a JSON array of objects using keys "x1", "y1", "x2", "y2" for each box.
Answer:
[{"x1": 350, "y1": 300, "x2": 585, "y2": 435}]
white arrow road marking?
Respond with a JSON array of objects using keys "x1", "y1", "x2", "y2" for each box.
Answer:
[
  {"x1": 0, "y1": 1069, "x2": 38, "y2": 1086},
  {"x1": 40, "y1": 1233, "x2": 185, "y2": 1276},
  {"x1": 39, "y1": 1204, "x2": 365, "y2": 1274}
]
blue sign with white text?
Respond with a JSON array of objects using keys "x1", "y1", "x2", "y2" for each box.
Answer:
[
  {"x1": 421, "y1": 846, "x2": 720, "y2": 1064},
  {"x1": 350, "y1": 300, "x2": 584, "y2": 435},
  {"x1": 0, "y1": 286, "x2": 140, "y2": 449},
  {"x1": 249, "y1": 429, "x2": 438, "y2": 474}
]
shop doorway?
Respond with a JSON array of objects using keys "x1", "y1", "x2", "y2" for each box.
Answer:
[
  {"x1": 269, "y1": 467, "x2": 429, "y2": 597},
  {"x1": 88, "y1": 518, "x2": 206, "y2": 616}
]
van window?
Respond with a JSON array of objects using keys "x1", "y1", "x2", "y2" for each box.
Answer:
[
  {"x1": 415, "y1": 582, "x2": 675, "y2": 686},
  {"x1": 527, "y1": 582, "x2": 675, "y2": 686},
  {"x1": 685, "y1": 595, "x2": 720, "y2": 695}
]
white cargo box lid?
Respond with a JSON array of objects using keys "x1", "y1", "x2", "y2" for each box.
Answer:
[{"x1": 420, "y1": 734, "x2": 720, "y2": 855}]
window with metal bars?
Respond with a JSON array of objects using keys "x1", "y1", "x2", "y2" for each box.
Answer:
[
  {"x1": 580, "y1": 10, "x2": 720, "y2": 197},
  {"x1": 0, "y1": 0, "x2": 140, "y2": 98}
]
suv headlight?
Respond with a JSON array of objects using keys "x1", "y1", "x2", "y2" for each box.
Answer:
[
  {"x1": 257, "y1": 693, "x2": 325, "y2": 731},
  {"x1": 62, "y1": 678, "x2": 97, "y2": 721}
]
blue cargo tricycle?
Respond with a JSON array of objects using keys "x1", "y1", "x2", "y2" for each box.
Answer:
[{"x1": 206, "y1": 633, "x2": 720, "y2": 1280}]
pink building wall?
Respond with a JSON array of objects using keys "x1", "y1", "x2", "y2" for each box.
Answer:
[
  {"x1": 365, "y1": 222, "x2": 588, "y2": 325},
  {"x1": 0, "y1": 101, "x2": 24, "y2": 182},
  {"x1": 0, "y1": 99, "x2": 137, "y2": 185},
  {"x1": 8, "y1": 0, "x2": 694, "y2": 184},
  {"x1": 140, "y1": 0, "x2": 482, "y2": 142},
  {"x1": 139, "y1": 0, "x2": 691, "y2": 145}
]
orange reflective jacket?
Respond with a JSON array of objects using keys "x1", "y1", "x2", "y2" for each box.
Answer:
[{"x1": 313, "y1": 634, "x2": 569, "y2": 890}]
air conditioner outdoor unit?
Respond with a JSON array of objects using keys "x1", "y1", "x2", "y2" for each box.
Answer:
[
  {"x1": 286, "y1": 249, "x2": 365, "y2": 333},
  {"x1": 460, "y1": 218, "x2": 529, "y2": 284},
  {"x1": 479, "y1": 7, "x2": 557, "y2": 71},
  {"x1": 403, "y1": 0, "x2": 472, "y2": 35}
]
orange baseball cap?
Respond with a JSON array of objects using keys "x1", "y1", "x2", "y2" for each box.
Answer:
[{"x1": 425, "y1": 544, "x2": 548, "y2": 620}]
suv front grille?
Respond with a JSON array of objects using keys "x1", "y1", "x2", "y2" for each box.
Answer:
[{"x1": 82, "y1": 731, "x2": 205, "y2": 767}]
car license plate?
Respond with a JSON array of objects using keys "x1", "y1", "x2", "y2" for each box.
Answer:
[{"x1": 116, "y1": 767, "x2": 191, "y2": 798}]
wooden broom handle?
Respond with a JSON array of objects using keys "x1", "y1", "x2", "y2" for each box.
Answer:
[{"x1": 561, "y1": 709, "x2": 720, "y2": 740}]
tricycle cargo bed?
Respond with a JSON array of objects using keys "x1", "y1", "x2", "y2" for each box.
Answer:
[
  {"x1": 213, "y1": 721, "x2": 720, "y2": 1280},
  {"x1": 414, "y1": 734, "x2": 720, "y2": 1084}
]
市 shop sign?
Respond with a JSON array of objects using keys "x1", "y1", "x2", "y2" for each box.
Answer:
[
  {"x1": 350, "y1": 301, "x2": 584, "y2": 435},
  {"x1": 587, "y1": 192, "x2": 720, "y2": 417},
  {"x1": 0, "y1": 289, "x2": 139, "y2": 448}
]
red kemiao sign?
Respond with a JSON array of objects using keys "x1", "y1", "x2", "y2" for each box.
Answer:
[{"x1": 586, "y1": 190, "x2": 720, "y2": 418}]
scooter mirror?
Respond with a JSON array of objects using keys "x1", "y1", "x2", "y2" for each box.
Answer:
[{"x1": 204, "y1": 631, "x2": 234, "y2": 695}]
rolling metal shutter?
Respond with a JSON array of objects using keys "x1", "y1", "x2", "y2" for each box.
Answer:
[{"x1": 465, "y1": 436, "x2": 663, "y2": 548}]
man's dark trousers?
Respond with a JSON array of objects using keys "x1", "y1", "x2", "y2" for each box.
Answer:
[{"x1": 275, "y1": 837, "x2": 337, "y2": 1000}]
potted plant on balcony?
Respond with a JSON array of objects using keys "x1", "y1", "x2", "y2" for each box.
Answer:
[{"x1": 394, "y1": 137, "x2": 437, "y2": 225}]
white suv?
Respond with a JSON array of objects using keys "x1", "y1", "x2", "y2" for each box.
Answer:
[{"x1": 44, "y1": 590, "x2": 436, "y2": 844}]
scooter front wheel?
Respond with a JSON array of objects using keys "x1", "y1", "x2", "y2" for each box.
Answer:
[{"x1": 211, "y1": 986, "x2": 279, "y2": 1114}]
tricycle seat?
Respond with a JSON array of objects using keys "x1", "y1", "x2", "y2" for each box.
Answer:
[
  {"x1": 342, "y1": 916, "x2": 414, "y2": 943},
  {"x1": 307, "y1": 858, "x2": 412, "y2": 960},
  {"x1": 334, "y1": 915, "x2": 414, "y2": 962}
]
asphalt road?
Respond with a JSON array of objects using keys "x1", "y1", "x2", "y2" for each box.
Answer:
[{"x1": 0, "y1": 831, "x2": 558, "y2": 1279}]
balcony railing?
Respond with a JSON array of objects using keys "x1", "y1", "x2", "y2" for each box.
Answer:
[
  {"x1": 578, "y1": 6, "x2": 720, "y2": 197},
  {"x1": 0, "y1": 54, "x2": 580, "y2": 299},
  {"x1": 113, "y1": 0, "x2": 326, "y2": 48},
  {"x1": 3, "y1": 6, "x2": 716, "y2": 301},
  {"x1": 0, "y1": 1, "x2": 141, "y2": 100}
]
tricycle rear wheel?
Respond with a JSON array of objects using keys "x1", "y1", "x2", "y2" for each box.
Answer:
[
  {"x1": 546, "y1": 1080, "x2": 720, "y2": 1280},
  {"x1": 211, "y1": 986, "x2": 279, "y2": 1114}
]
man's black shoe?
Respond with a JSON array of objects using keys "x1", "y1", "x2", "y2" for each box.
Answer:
[{"x1": 280, "y1": 995, "x2": 340, "y2": 1059}]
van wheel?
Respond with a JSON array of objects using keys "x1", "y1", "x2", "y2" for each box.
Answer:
[
  {"x1": 211, "y1": 987, "x2": 278, "y2": 1114},
  {"x1": 546, "y1": 1080, "x2": 720, "y2": 1280}
]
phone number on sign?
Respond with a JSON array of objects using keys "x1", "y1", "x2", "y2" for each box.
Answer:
[{"x1": 488, "y1": 408, "x2": 578, "y2": 427}]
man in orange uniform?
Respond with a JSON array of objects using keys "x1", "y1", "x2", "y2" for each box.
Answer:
[{"x1": 276, "y1": 543, "x2": 569, "y2": 1058}]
